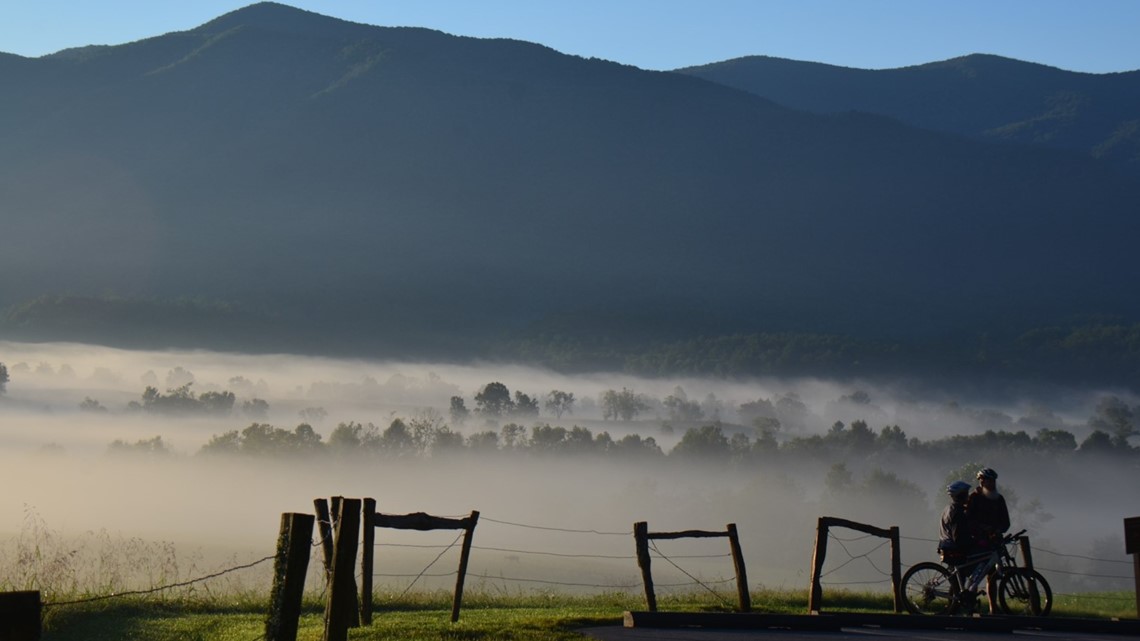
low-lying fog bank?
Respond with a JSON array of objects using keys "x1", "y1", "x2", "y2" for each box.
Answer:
[{"x1": 1, "y1": 341, "x2": 1136, "y2": 595}]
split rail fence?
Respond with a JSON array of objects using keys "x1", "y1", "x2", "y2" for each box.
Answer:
[{"x1": 8, "y1": 506, "x2": 1137, "y2": 641}]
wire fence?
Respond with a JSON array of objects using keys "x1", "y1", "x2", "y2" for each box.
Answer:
[
  {"x1": 27, "y1": 512, "x2": 1136, "y2": 612},
  {"x1": 819, "y1": 530, "x2": 1138, "y2": 598}
]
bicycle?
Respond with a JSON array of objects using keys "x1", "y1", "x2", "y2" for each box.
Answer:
[{"x1": 901, "y1": 529, "x2": 1052, "y2": 616}]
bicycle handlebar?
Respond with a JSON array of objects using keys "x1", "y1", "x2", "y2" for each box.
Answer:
[{"x1": 1004, "y1": 529, "x2": 1027, "y2": 543}]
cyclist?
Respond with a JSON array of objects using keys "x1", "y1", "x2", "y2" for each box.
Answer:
[
  {"x1": 967, "y1": 467, "x2": 1010, "y2": 613},
  {"x1": 967, "y1": 467, "x2": 1010, "y2": 539},
  {"x1": 938, "y1": 480, "x2": 974, "y2": 562}
]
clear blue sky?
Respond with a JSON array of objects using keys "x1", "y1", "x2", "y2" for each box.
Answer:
[{"x1": 2, "y1": 0, "x2": 1138, "y2": 73}]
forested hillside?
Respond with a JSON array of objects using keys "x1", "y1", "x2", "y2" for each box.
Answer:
[
  {"x1": 2, "y1": 3, "x2": 1138, "y2": 383},
  {"x1": 678, "y1": 54, "x2": 1140, "y2": 174}
]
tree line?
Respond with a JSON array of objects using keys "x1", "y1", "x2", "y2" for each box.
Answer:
[
  {"x1": 104, "y1": 406, "x2": 1137, "y2": 465},
  {"x1": 498, "y1": 320, "x2": 1140, "y2": 386},
  {"x1": 6, "y1": 296, "x2": 1140, "y2": 388}
]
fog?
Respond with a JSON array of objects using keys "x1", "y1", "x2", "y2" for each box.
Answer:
[{"x1": 1, "y1": 340, "x2": 1136, "y2": 597}]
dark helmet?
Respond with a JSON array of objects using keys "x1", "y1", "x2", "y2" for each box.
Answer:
[
  {"x1": 976, "y1": 468, "x2": 998, "y2": 481},
  {"x1": 947, "y1": 481, "x2": 972, "y2": 498}
]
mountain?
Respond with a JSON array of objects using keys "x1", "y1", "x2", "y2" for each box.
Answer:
[
  {"x1": 676, "y1": 54, "x2": 1140, "y2": 174},
  {"x1": 2, "y1": 3, "x2": 1139, "y2": 366}
]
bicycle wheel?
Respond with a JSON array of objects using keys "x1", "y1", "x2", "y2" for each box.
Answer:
[
  {"x1": 997, "y1": 568, "x2": 1052, "y2": 616},
  {"x1": 901, "y1": 562, "x2": 959, "y2": 615}
]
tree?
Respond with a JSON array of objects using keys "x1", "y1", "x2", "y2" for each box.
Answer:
[
  {"x1": 775, "y1": 393, "x2": 810, "y2": 429},
  {"x1": 843, "y1": 417, "x2": 875, "y2": 451},
  {"x1": 825, "y1": 462, "x2": 855, "y2": 496},
  {"x1": 530, "y1": 424, "x2": 569, "y2": 452},
  {"x1": 1078, "y1": 429, "x2": 1117, "y2": 455},
  {"x1": 292, "y1": 423, "x2": 324, "y2": 455},
  {"x1": 165, "y1": 366, "x2": 195, "y2": 389},
  {"x1": 545, "y1": 390, "x2": 575, "y2": 419},
  {"x1": 0, "y1": 362, "x2": 8, "y2": 395},
  {"x1": 329, "y1": 421, "x2": 365, "y2": 453},
  {"x1": 466, "y1": 430, "x2": 499, "y2": 452},
  {"x1": 663, "y1": 387, "x2": 702, "y2": 421},
  {"x1": 409, "y1": 408, "x2": 449, "y2": 453},
  {"x1": 242, "y1": 398, "x2": 270, "y2": 419},
  {"x1": 141, "y1": 384, "x2": 200, "y2": 413},
  {"x1": 612, "y1": 434, "x2": 663, "y2": 458},
  {"x1": 237, "y1": 423, "x2": 290, "y2": 457},
  {"x1": 475, "y1": 382, "x2": 514, "y2": 417},
  {"x1": 702, "y1": 393, "x2": 724, "y2": 421},
  {"x1": 1088, "y1": 396, "x2": 1135, "y2": 449},
  {"x1": 878, "y1": 425, "x2": 908, "y2": 451},
  {"x1": 198, "y1": 390, "x2": 236, "y2": 415},
  {"x1": 1033, "y1": 428, "x2": 1077, "y2": 454},
  {"x1": 199, "y1": 430, "x2": 241, "y2": 456},
  {"x1": 328, "y1": 421, "x2": 381, "y2": 455},
  {"x1": 299, "y1": 406, "x2": 328, "y2": 425},
  {"x1": 513, "y1": 391, "x2": 540, "y2": 417},
  {"x1": 861, "y1": 469, "x2": 928, "y2": 513},
  {"x1": 449, "y1": 396, "x2": 470, "y2": 425},
  {"x1": 79, "y1": 397, "x2": 107, "y2": 413},
  {"x1": 738, "y1": 397, "x2": 776, "y2": 424},
  {"x1": 600, "y1": 387, "x2": 649, "y2": 421},
  {"x1": 108, "y1": 436, "x2": 169, "y2": 457},
  {"x1": 431, "y1": 427, "x2": 465, "y2": 455},
  {"x1": 380, "y1": 419, "x2": 416, "y2": 457},
  {"x1": 500, "y1": 423, "x2": 528, "y2": 450},
  {"x1": 671, "y1": 424, "x2": 731, "y2": 459}
]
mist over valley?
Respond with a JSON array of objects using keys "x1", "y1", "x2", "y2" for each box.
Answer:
[
  {"x1": 2, "y1": 3, "x2": 1139, "y2": 608},
  {"x1": 1, "y1": 340, "x2": 1136, "y2": 596}
]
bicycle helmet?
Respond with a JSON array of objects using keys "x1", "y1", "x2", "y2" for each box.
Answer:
[
  {"x1": 976, "y1": 467, "x2": 998, "y2": 480},
  {"x1": 947, "y1": 480, "x2": 972, "y2": 498}
]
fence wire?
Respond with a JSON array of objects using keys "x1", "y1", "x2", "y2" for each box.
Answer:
[
  {"x1": 33, "y1": 511, "x2": 1138, "y2": 611},
  {"x1": 43, "y1": 553, "x2": 278, "y2": 608}
]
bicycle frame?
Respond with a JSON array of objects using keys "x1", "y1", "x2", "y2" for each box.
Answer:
[{"x1": 954, "y1": 529, "x2": 1026, "y2": 593}]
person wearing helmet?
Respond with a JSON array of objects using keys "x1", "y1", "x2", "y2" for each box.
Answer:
[
  {"x1": 967, "y1": 467, "x2": 1010, "y2": 614},
  {"x1": 938, "y1": 480, "x2": 974, "y2": 563},
  {"x1": 967, "y1": 467, "x2": 1010, "y2": 539}
]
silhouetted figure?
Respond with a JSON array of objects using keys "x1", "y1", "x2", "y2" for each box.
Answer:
[
  {"x1": 967, "y1": 467, "x2": 1011, "y2": 613},
  {"x1": 938, "y1": 480, "x2": 974, "y2": 560},
  {"x1": 967, "y1": 467, "x2": 1010, "y2": 539}
]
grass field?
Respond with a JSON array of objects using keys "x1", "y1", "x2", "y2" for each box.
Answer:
[{"x1": 38, "y1": 588, "x2": 1138, "y2": 641}]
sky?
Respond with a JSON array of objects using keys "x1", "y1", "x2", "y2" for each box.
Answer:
[{"x1": 1, "y1": 0, "x2": 1138, "y2": 73}]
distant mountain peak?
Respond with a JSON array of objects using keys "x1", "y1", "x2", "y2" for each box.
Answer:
[{"x1": 195, "y1": 2, "x2": 353, "y2": 37}]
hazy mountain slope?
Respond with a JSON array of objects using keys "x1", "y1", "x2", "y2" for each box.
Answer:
[
  {"x1": 677, "y1": 54, "x2": 1140, "y2": 173},
  {"x1": 1, "y1": 3, "x2": 1138, "y2": 358}
]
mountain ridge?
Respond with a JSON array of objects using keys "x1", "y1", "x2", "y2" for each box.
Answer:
[
  {"x1": 1, "y1": 4, "x2": 1138, "y2": 370},
  {"x1": 677, "y1": 53, "x2": 1140, "y2": 173}
]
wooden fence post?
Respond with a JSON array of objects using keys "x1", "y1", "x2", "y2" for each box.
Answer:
[
  {"x1": 1123, "y1": 516, "x2": 1140, "y2": 618},
  {"x1": 266, "y1": 513, "x2": 314, "y2": 641},
  {"x1": 323, "y1": 498, "x2": 361, "y2": 641},
  {"x1": 889, "y1": 526, "x2": 901, "y2": 613},
  {"x1": 361, "y1": 498, "x2": 376, "y2": 626},
  {"x1": 368, "y1": 509, "x2": 480, "y2": 623},
  {"x1": 314, "y1": 498, "x2": 334, "y2": 581},
  {"x1": 0, "y1": 591, "x2": 41, "y2": 641},
  {"x1": 808, "y1": 517, "x2": 829, "y2": 614},
  {"x1": 1019, "y1": 535, "x2": 1035, "y2": 570},
  {"x1": 808, "y1": 517, "x2": 898, "y2": 614},
  {"x1": 633, "y1": 521, "x2": 656, "y2": 612},
  {"x1": 726, "y1": 523, "x2": 751, "y2": 612},
  {"x1": 451, "y1": 510, "x2": 480, "y2": 623}
]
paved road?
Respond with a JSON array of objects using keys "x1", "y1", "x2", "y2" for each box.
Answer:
[
  {"x1": 580, "y1": 624, "x2": 1138, "y2": 641},
  {"x1": 579, "y1": 611, "x2": 1140, "y2": 641}
]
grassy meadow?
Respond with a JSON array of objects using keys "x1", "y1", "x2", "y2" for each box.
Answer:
[{"x1": 34, "y1": 588, "x2": 1138, "y2": 640}]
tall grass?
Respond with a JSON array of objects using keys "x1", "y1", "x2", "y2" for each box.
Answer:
[{"x1": 3, "y1": 509, "x2": 1134, "y2": 640}]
